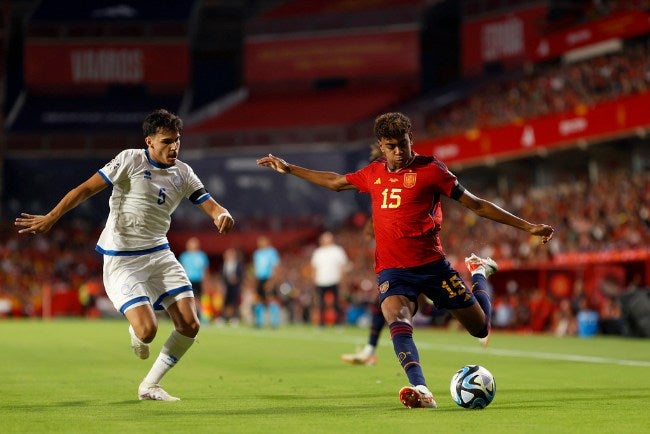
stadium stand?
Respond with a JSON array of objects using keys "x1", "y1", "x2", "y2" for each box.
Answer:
[
  {"x1": 423, "y1": 38, "x2": 650, "y2": 139},
  {"x1": 1, "y1": 1, "x2": 649, "y2": 336},
  {"x1": 184, "y1": 0, "x2": 426, "y2": 145},
  {"x1": 3, "y1": 0, "x2": 196, "y2": 155}
]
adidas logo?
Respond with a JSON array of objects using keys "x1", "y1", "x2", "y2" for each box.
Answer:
[{"x1": 374, "y1": 178, "x2": 381, "y2": 184}]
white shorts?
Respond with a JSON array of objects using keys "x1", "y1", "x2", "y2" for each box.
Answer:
[{"x1": 102, "y1": 249, "x2": 194, "y2": 315}]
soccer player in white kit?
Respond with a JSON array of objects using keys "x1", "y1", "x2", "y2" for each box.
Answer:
[{"x1": 15, "y1": 109, "x2": 235, "y2": 401}]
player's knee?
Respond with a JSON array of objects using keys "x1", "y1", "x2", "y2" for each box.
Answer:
[
  {"x1": 138, "y1": 323, "x2": 158, "y2": 343},
  {"x1": 177, "y1": 319, "x2": 200, "y2": 338},
  {"x1": 468, "y1": 323, "x2": 489, "y2": 338}
]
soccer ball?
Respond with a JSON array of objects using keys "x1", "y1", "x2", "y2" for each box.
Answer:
[{"x1": 450, "y1": 364, "x2": 496, "y2": 409}]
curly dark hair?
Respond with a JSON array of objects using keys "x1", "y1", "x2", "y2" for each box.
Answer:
[
  {"x1": 142, "y1": 109, "x2": 183, "y2": 137},
  {"x1": 373, "y1": 112, "x2": 411, "y2": 140}
]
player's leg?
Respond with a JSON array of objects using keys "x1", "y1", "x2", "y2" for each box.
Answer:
[
  {"x1": 253, "y1": 279, "x2": 268, "y2": 327},
  {"x1": 417, "y1": 293, "x2": 436, "y2": 316},
  {"x1": 382, "y1": 294, "x2": 437, "y2": 408},
  {"x1": 102, "y1": 254, "x2": 157, "y2": 360},
  {"x1": 223, "y1": 284, "x2": 236, "y2": 324},
  {"x1": 449, "y1": 303, "x2": 488, "y2": 337},
  {"x1": 138, "y1": 297, "x2": 199, "y2": 401},
  {"x1": 268, "y1": 294, "x2": 281, "y2": 328},
  {"x1": 137, "y1": 250, "x2": 199, "y2": 401},
  {"x1": 124, "y1": 305, "x2": 158, "y2": 360},
  {"x1": 464, "y1": 254, "x2": 497, "y2": 346},
  {"x1": 226, "y1": 284, "x2": 242, "y2": 326},
  {"x1": 192, "y1": 281, "x2": 204, "y2": 324},
  {"x1": 341, "y1": 299, "x2": 383, "y2": 365},
  {"x1": 331, "y1": 284, "x2": 342, "y2": 325},
  {"x1": 315, "y1": 286, "x2": 326, "y2": 326}
]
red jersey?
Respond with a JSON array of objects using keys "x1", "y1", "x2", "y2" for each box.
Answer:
[{"x1": 346, "y1": 154, "x2": 459, "y2": 273}]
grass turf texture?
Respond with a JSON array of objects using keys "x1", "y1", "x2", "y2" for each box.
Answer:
[{"x1": 1, "y1": 319, "x2": 649, "y2": 433}]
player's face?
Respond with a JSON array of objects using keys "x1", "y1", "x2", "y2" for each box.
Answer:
[
  {"x1": 146, "y1": 128, "x2": 181, "y2": 166},
  {"x1": 378, "y1": 133, "x2": 414, "y2": 171}
]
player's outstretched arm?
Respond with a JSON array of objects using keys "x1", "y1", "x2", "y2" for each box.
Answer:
[
  {"x1": 457, "y1": 189, "x2": 554, "y2": 244},
  {"x1": 198, "y1": 198, "x2": 235, "y2": 234},
  {"x1": 256, "y1": 154, "x2": 355, "y2": 192},
  {"x1": 15, "y1": 172, "x2": 108, "y2": 235}
]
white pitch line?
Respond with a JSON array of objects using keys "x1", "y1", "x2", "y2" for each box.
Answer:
[
  {"x1": 215, "y1": 327, "x2": 650, "y2": 368},
  {"x1": 413, "y1": 342, "x2": 650, "y2": 367}
]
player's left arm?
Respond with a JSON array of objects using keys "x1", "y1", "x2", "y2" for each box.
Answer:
[
  {"x1": 198, "y1": 197, "x2": 235, "y2": 234},
  {"x1": 457, "y1": 189, "x2": 554, "y2": 243}
]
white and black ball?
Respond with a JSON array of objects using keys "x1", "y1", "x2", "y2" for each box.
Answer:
[{"x1": 450, "y1": 364, "x2": 496, "y2": 409}]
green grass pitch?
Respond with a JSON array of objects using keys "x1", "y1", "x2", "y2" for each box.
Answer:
[{"x1": 1, "y1": 319, "x2": 649, "y2": 433}]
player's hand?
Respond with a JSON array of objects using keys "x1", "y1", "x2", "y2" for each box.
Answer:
[
  {"x1": 530, "y1": 224, "x2": 554, "y2": 244},
  {"x1": 15, "y1": 213, "x2": 55, "y2": 235},
  {"x1": 214, "y1": 211, "x2": 235, "y2": 234},
  {"x1": 256, "y1": 154, "x2": 290, "y2": 174}
]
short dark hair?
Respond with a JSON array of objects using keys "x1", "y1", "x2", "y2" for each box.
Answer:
[
  {"x1": 142, "y1": 109, "x2": 183, "y2": 137},
  {"x1": 373, "y1": 112, "x2": 411, "y2": 140}
]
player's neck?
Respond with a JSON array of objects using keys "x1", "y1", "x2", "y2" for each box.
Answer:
[{"x1": 387, "y1": 155, "x2": 414, "y2": 172}]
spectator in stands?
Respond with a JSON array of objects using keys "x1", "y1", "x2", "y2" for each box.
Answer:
[
  {"x1": 252, "y1": 235, "x2": 281, "y2": 328},
  {"x1": 15, "y1": 108, "x2": 235, "y2": 402},
  {"x1": 598, "y1": 295, "x2": 627, "y2": 335},
  {"x1": 426, "y1": 40, "x2": 650, "y2": 139},
  {"x1": 551, "y1": 298, "x2": 577, "y2": 337},
  {"x1": 257, "y1": 112, "x2": 554, "y2": 409},
  {"x1": 310, "y1": 231, "x2": 350, "y2": 326},
  {"x1": 221, "y1": 247, "x2": 244, "y2": 326},
  {"x1": 179, "y1": 237, "x2": 210, "y2": 323}
]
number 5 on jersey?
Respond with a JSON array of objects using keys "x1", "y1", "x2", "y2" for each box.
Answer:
[{"x1": 157, "y1": 188, "x2": 167, "y2": 205}]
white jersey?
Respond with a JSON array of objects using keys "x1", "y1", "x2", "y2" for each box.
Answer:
[
  {"x1": 96, "y1": 149, "x2": 209, "y2": 255},
  {"x1": 311, "y1": 244, "x2": 349, "y2": 287}
]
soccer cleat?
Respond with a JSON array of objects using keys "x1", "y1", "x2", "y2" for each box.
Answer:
[
  {"x1": 478, "y1": 334, "x2": 490, "y2": 348},
  {"x1": 341, "y1": 345, "x2": 378, "y2": 366},
  {"x1": 138, "y1": 383, "x2": 180, "y2": 401},
  {"x1": 130, "y1": 334, "x2": 150, "y2": 360},
  {"x1": 340, "y1": 352, "x2": 378, "y2": 366},
  {"x1": 399, "y1": 385, "x2": 438, "y2": 409},
  {"x1": 464, "y1": 253, "x2": 498, "y2": 277}
]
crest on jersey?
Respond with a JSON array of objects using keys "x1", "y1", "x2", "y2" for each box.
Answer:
[
  {"x1": 171, "y1": 174, "x2": 182, "y2": 189},
  {"x1": 379, "y1": 281, "x2": 390, "y2": 294},
  {"x1": 104, "y1": 159, "x2": 120, "y2": 172},
  {"x1": 404, "y1": 172, "x2": 417, "y2": 188}
]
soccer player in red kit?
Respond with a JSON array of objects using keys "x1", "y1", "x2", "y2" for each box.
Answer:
[{"x1": 257, "y1": 112, "x2": 554, "y2": 409}]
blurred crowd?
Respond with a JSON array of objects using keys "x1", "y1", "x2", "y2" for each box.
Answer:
[
  {"x1": 425, "y1": 39, "x2": 650, "y2": 138},
  {"x1": 0, "y1": 222, "x2": 102, "y2": 317},
  {"x1": 1, "y1": 165, "x2": 648, "y2": 338},
  {"x1": 441, "y1": 168, "x2": 650, "y2": 264},
  {"x1": 2, "y1": 29, "x2": 649, "y2": 337}
]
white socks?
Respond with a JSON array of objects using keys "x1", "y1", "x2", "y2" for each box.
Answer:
[
  {"x1": 142, "y1": 330, "x2": 195, "y2": 386},
  {"x1": 361, "y1": 344, "x2": 376, "y2": 357}
]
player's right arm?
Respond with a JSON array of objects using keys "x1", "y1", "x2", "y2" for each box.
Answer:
[
  {"x1": 15, "y1": 172, "x2": 108, "y2": 235},
  {"x1": 256, "y1": 153, "x2": 355, "y2": 192}
]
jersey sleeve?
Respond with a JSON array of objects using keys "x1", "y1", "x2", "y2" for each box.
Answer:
[
  {"x1": 184, "y1": 164, "x2": 210, "y2": 204},
  {"x1": 345, "y1": 164, "x2": 372, "y2": 193},
  {"x1": 431, "y1": 158, "x2": 459, "y2": 198},
  {"x1": 98, "y1": 149, "x2": 134, "y2": 186}
]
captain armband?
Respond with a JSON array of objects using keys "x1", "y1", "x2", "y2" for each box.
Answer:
[
  {"x1": 450, "y1": 182, "x2": 465, "y2": 201},
  {"x1": 189, "y1": 188, "x2": 210, "y2": 204}
]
